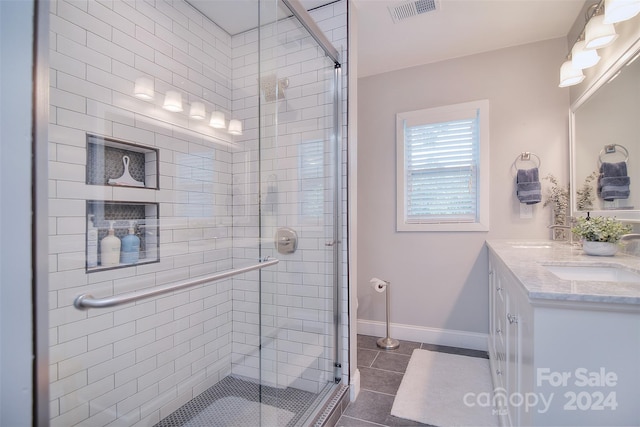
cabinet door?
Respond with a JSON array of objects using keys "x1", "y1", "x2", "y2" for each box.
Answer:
[
  {"x1": 505, "y1": 287, "x2": 521, "y2": 427},
  {"x1": 489, "y1": 257, "x2": 512, "y2": 425},
  {"x1": 489, "y1": 261, "x2": 506, "y2": 387}
]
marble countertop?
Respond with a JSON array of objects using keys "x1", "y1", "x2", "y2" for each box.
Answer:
[{"x1": 486, "y1": 240, "x2": 640, "y2": 307}]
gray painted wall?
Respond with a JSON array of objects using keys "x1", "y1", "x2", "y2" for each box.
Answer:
[{"x1": 357, "y1": 38, "x2": 570, "y2": 337}]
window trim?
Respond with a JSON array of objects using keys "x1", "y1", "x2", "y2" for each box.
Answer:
[{"x1": 396, "y1": 100, "x2": 490, "y2": 232}]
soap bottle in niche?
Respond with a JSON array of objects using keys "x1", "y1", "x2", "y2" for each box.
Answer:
[
  {"x1": 100, "y1": 221, "x2": 121, "y2": 267},
  {"x1": 120, "y1": 221, "x2": 140, "y2": 264},
  {"x1": 86, "y1": 214, "x2": 98, "y2": 268}
]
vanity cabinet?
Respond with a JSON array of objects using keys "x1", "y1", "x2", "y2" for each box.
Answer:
[
  {"x1": 489, "y1": 253, "x2": 532, "y2": 426},
  {"x1": 488, "y1": 246, "x2": 640, "y2": 426}
]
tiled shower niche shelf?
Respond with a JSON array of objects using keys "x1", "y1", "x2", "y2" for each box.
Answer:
[
  {"x1": 86, "y1": 134, "x2": 159, "y2": 190},
  {"x1": 87, "y1": 200, "x2": 159, "y2": 273}
]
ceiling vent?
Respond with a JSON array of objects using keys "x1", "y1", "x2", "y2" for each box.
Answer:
[{"x1": 388, "y1": 0, "x2": 440, "y2": 23}]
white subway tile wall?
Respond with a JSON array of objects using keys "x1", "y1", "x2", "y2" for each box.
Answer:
[{"x1": 48, "y1": 0, "x2": 347, "y2": 425}]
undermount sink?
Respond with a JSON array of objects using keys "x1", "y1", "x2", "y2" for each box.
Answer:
[
  {"x1": 543, "y1": 265, "x2": 640, "y2": 283},
  {"x1": 509, "y1": 242, "x2": 553, "y2": 249}
]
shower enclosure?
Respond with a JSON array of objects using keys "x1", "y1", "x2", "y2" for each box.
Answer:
[{"x1": 43, "y1": 0, "x2": 347, "y2": 425}]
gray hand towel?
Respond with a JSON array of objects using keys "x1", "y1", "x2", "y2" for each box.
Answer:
[
  {"x1": 601, "y1": 161, "x2": 627, "y2": 177},
  {"x1": 516, "y1": 168, "x2": 541, "y2": 205},
  {"x1": 598, "y1": 161, "x2": 630, "y2": 201}
]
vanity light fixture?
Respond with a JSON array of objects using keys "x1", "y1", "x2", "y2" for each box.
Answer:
[
  {"x1": 227, "y1": 119, "x2": 243, "y2": 135},
  {"x1": 559, "y1": 59, "x2": 586, "y2": 87},
  {"x1": 572, "y1": 40, "x2": 601, "y2": 69},
  {"x1": 585, "y1": 14, "x2": 618, "y2": 49},
  {"x1": 163, "y1": 91, "x2": 183, "y2": 112},
  {"x1": 558, "y1": 0, "x2": 637, "y2": 87},
  {"x1": 209, "y1": 110, "x2": 226, "y2": 128},
  {"x1": 189, "y1": 101, "x2": 206, "y2": 120},
  {"x1": 134, "y1": 77, "x2": 154, "y2": 100},
  {"x1": 603, "y1": 0, "x2": 640, "y2": 23}
]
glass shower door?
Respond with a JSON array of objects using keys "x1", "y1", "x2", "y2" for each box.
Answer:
[{"x1": 258, "y1": 0, "x2": 341, "y2": 421}]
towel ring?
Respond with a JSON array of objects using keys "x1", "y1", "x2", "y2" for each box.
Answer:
[
  {"x1": 514, "y1": 152, "x2": 541, "y2": 170},
  {"x1": 598, "y1": 144, "x2": 628, "y2": 165}
]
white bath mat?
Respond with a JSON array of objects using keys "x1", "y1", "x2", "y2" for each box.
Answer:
[
  {"x1": 183, "y1": 396, "x2": 295, "y2": 427},
  {"x1": 391, "y1": 349, "x2": 499, "y2": 426}
]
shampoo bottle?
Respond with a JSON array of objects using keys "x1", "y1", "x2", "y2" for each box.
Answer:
[
  {"x1": 120, "y1": 221, "x2": 140, "y2": 264},
  {"x1": 86, "y1": 215, "x2": 98, "y2": 268},
  {"x1": 100, "y1": 221, "x2": 121, "y2": 267}
]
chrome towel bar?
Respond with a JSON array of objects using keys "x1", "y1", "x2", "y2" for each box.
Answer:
[{"x1": 74, "y1": 258, "x2": 279, "y2": 310}]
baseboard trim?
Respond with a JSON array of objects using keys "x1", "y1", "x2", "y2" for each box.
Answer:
[{"x1": 357, "y1": 319, "x2": 488, "y2": 352}]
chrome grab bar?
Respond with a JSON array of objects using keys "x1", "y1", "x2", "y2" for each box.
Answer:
[{"x1": 74, "y1": 258, "x2": 279, "y2": 310}]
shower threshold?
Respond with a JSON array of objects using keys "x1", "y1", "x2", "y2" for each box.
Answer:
[{"x1": 155, "y1": 376, "x2": 329, "y2": 427}]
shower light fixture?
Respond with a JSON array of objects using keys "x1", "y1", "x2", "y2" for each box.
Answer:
[
  {"x1": 228, "y1": 119, "x2": 243, "y2": 135},
  {"x1": 189, "y1": 102, "x2": 206, "y2": 120},
  {"x1": 559, "y1": 60, "x2": 586, "y2": 87},
  {"x1": 585, "y1": 14, "x2": 618, "y2": 49},
  {"x1": 603, "y1": 0, "x2": 640, "y2": 23},
  {"x1": 163, "y1": 91, "x2": 183, "y2": 112},
  {"x1": 134, "y1": 77, "x2": 154, "y2": 100},
  {"x1": 209, "y1": 111, "x2": 226, "y2": 128}
]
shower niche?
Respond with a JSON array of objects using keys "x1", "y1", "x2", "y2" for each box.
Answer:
[
  {"x1": 85, "y1": 133, "x2": 160, "y2": 272},
  {"x1": 86, "y1": 133, "x2": 159, "y2": 189},
  {"x1": 86, "y1": 200, "x2": 159, "y2": 272}
]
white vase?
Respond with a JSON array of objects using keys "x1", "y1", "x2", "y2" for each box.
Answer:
[{"x1": 581, "y1": 241, "x2": 619, "y2": 256}]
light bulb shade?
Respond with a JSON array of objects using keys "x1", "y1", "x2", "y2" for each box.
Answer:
[
  {"x1": 189, "y1": 101, "x2": 206, "y2": 120},
  {"x1": 559, "y1": 60, "x2": 586, "y2": 87},
  {"x1": 572, "y1": 41, "x2": 601, "y2": 69},
  {"x1": 209, "y1": 111, "x2": 226, "y2": 128},
  {"x1": 163, "y1": 91, "x2": 183, "y2": 112},
  {"x1": 134, "y1": 77, "x2": 154, "y2": 100},
  {"x1": 603, "y1": 0, "x2": 640, "y2": 23},
  {"x1": 228, "y1": 119, "x2": 243, "y2": 135},
  {"x1": 585, "y1": 15, "x2": 619, "y2": 49}
]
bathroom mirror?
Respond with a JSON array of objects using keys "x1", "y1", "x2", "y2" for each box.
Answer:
[{"x1": 570, "y1": 43, "x2": 640, "y2": 221}]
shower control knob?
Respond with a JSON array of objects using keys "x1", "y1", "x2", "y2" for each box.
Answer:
[{"x1": 274, "y1": 227, "x2": 297, "y2": 254}]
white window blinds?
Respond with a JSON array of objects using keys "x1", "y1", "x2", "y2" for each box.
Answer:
[
  {"x1": 404, "y1": 114, "x2": 479, "y2": 223},
  {"x1": 396, "y1": 100, "x2": 489, "y2": 232}
]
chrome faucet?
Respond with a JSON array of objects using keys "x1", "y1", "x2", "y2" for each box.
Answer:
[
  {"x1": 548, "y1": 217, "x2": 577, "y2": 244},
  {"x1": 620, "y1": 234, "x2": 640, "y2": 242}
]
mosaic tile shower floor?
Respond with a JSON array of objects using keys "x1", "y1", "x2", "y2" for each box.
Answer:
[{"x1": 154, "y1": 376, "x2": 317, "y2": 427}]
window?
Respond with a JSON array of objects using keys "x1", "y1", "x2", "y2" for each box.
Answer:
[
  {"x1": 396, "y1": 100, "x2": 489, "y2": 232},
  {"x1": 299, "y1": 139, "x2": 324, "y2": 219}
]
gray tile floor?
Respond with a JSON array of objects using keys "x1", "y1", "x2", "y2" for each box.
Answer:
[{"x1": 336, "y1": 335, "x2": 488, "y2": 427}]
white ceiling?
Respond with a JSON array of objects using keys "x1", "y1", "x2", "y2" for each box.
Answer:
[
  {"x1": 187, "y1": 0, "x2": 333, "y2": 36},
  {"x1": 353, "y1": 0, "x2": 584, "y2": 77},
  {"x1": 188, "y1": 0, "x2": 585, "y2": 78}
]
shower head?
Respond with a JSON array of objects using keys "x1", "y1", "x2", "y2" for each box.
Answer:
[{"x1": 259, "y1": 74, "x2": 289, "y2": 102}]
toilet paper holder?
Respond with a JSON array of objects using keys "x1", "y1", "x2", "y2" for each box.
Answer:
[{"x1": 370, "y1": 277, "x2": 400, "y2": 350}]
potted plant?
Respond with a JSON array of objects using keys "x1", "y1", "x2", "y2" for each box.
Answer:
[
  {"x1": 571, "y1": 216, "x2": 632, "y2": 256},
  {"x1": 576, "y1": 171, "x2": 598, "y2": 211},
  {"x1": 543, "y1": 174, "x2": 570, "y2": 240}
]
